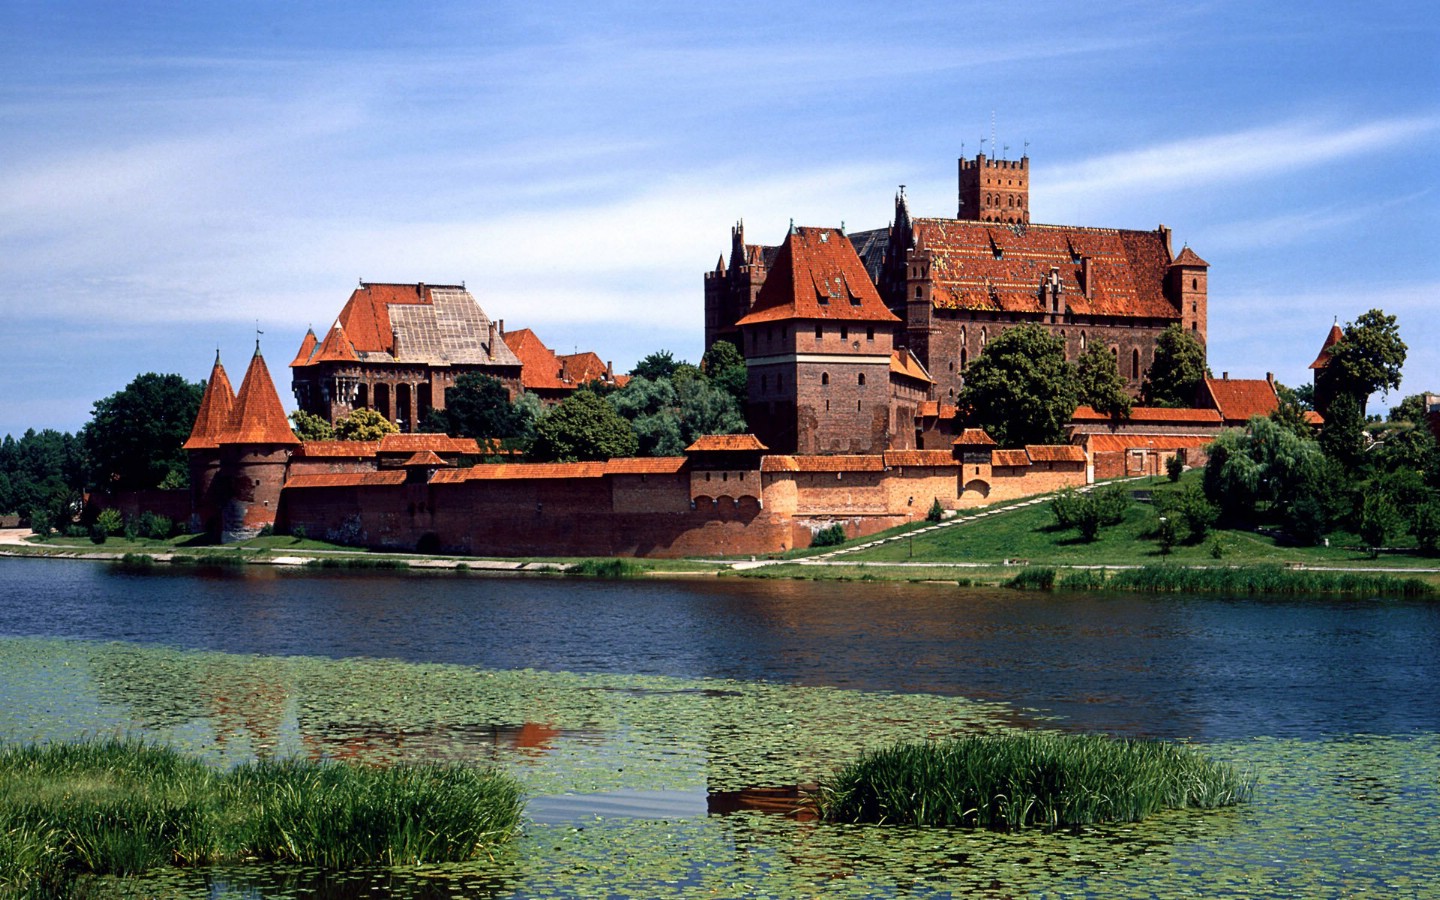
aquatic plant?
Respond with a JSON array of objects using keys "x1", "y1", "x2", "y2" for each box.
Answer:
[
  {"x1": 0, "y1": 739, "x2": 522, "y2": 894},
  {"x1": 1104, "y1": 564, "x2": 1432, "y2": 597},
  {"x1": 814, "y1": 732, "x2": 1253, "y2": 830},
  {"x1": 567, "y1": 558, "x2": 642, "y2": 578},
  {"x1": 303, "y1": 556, "x2": 410, "y2": 570},
  {"x1": 1004, "y1": 566, "x2": 1056, "y2": 590}
]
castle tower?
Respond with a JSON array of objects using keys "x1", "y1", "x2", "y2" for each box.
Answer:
[
  {"x1": 1169, "y1": 246, "x2": 1210, "y2": 347},
  {"x1": 735, "y1": 225, "x2": 902, "y2": 454},
  {"x1": 957, "y1": 153, "x2": 1029, "y2": 224},
  {"x1": 704, "y1": 221, "x2": 770, "y2": 352},
  {"x1": 218, "y1": 343, "x2": 300, "y2": 542},
  {"x1": 182, "y1": 351, "x2": 236, "y2": 536},
  {"x1": 1308, "y1": 321, "x2": 1345, "y2": 416}
]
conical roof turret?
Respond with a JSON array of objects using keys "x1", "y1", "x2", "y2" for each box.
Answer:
[
  {"x1": 226, "y1": 343, "x2": 300, "y2": 445},
  {"x1": 183, "y1": 351, "x2": 237, "y2": 450}
]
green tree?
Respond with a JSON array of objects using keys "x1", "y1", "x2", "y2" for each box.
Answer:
[
  {"x1": 84, "y1": 373, "x2": 203, "y2": 491},
  {"x1": 442, "y1": 374, "x2": 526, "y2": 440},
  {"x1": 1388, "y1": 393, "x2": 1433, "y2": 424},
  {"x1": 1359, "y1": 492, "x2": 1405, "y2": 558},
  {"x1": 1270, "y1": 382, "x2": 1313, "y2": 437},
  {"x1": 531, "y1": 391, "x2": 639, "y2": 462},
  {"x1": 957, "y1": 325, "x2": 1078, "y2": 447},
  {"x1": 610, "y1": 372, "x2": 745, "y2": 457},
  {"x1": 289, "y1": 410, "x2": 335, "y2": 442},
  {"x1": 1075, "y1": 343, "x2": 1133, "y2": 419},
  {"x1": 630, "y1": 350, "x2": 682, "y2": 382},
  {"x1": 1141, "y1": 325, "x2": 1208, "y2": 407},
  {"x1": 333, "y1": 408, "x2": 399, "y2": 441},
  {"x1": 1325, "y1": 309, "x2": 1406, "y2": 414},
  {"x1": 701, "y1": 340, "x2": 748, "y2": 410},
  {"x1": 1319, "y1": 391, "x2": 1366, "y2": 470},
  {"x1": 1203, "y1": 415, "x2": 1328, "y2": 535},
  {"x1": 0, "y1": 429, "x2": 86, "y2": 515}
]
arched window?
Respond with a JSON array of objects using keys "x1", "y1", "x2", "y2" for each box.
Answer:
[
  {"x1": 1192, "y1": 277, "x2": 1198, "y2": 290},
  {"x1": 858, "y1": 373, "x2": 866, "y2": 386},
  {"x1": 821, "y1": 372, "x2": 830, "y2": 385},
  {"x1": 1080, "y1": 331, "x2": 1087, "y2": 350},
  {"x1": 1132, "y1": 348, "x2": 1141, "y2": 379},
  {"x1": 961, "y1": 347, "x2": 968, "y2": 368},
  {"x1": 980, "y1": 327, "x2": 988, "y2": 347}
]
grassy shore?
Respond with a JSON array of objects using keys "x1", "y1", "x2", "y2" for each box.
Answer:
[
  {"x1": 814, "y1": 732, "x2": 1253, "y2": 830},
  {"x1": 0, "y1": 739, "x2": 522, "y2": 897}
]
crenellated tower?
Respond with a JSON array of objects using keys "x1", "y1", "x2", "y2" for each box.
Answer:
[{"x1": 957, "y1": 153, "x2": 1029, "y2": 224}]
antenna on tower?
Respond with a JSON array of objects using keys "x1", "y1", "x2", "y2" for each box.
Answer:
[
  {"x1": 990, "y1": 110, "x2": 997, "y2": 159},
  {"x1": 1023, "y1": 139, "x2": 1030, "y2": 157}
]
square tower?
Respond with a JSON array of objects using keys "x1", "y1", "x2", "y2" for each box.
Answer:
[{"x1": 957, "y1": 153, "x2": 1029, "y2": 224}]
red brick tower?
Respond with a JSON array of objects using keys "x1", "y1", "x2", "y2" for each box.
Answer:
[
  {"x1": 957, "y1": 153, "x2": 1029, "y2": 224},
  {"x1": 218, "y1": 344, "x2": 300, "y2": 542},
  {"x1": 736, "y1": 225, "x2": 902, "y2": 454},
  {"x1": 1170, "y1": 246, "x2": 1210, "y2": 346},
  {"x1": 183, "y1": 351, "x2": 236, "y2": 537}
]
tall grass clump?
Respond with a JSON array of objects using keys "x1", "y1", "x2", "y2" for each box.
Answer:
[
  {"x1": 0, "y1": 739, "x2": 523, "y2": 895},
  {"x1": 1106, "y1": 564, "x2": 1432, "y2": 597},
  {"x1": 113, "y1": 553, "x2": 156, "y2": 573},
  {"x1": 1058, "y1": 568, "x2": 1108, "y2": 590},
  {"x1": 304, "y1": 556, "x2": 410, "y2": 570},
  {"x1": 566, "y1": 558, "x2": 642, "y2": 578},
  {"x1": 1004, "y1": 566, "x2": 1056, "y2": 590},
  {"x1": 814, "y1": 732, "x2": 1252, "y2": 830}
]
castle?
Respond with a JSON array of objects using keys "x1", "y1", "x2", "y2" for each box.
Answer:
[
  {"x1": 707, "y1": 152, "x2": 1209, "y2": 452},
  {"x1": 178, "y1": 151, "x2": 1235, "y2": 556}
]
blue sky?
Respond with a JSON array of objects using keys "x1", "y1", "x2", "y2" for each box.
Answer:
[{"x1": 1, "y1": 1, "x2": 1436, "y2": 437}]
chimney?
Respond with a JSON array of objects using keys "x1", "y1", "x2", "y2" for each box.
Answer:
[
  {"x1": 1266, "y1": 372, "x2": 1275, "y2": 385},
  {"x1": 499, "y1": 319, "x2": 504, "y2": 334},
  {"x1": 1222, "y1": 372, "x2": 1229, "y2": 380}
]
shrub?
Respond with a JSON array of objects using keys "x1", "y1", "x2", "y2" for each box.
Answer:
[
  {"x1": 814, "y1": 732, "x2": 1252, "y2": 829},
  {"x1": 1005, "y1": 567, "x2": 1056, "y2": 590},
  {"x1": 1156, "y1": 516, "x2": 1178, "y2": 555},
  {"x1": 63, "y1": 524, "x2": 88, "y2": 538},
  {"x1": 1360, "y1": 493, "x2": 1405, "y2": 558},
  {"x1": 95, "y1": 508, "x2": 124, "y2": 537},
  {"x1": 1091, "y1": 485, "x2": 1131, "y2": 526},
  {"x1": 290, "y1": 524, "x2": 307, "y2": 540},
  {"x1": 926, "y1": 497, "x2": 944, "y2": 523},
  {"x1": 566, "y1": 558, "x2": 641, "y2": 578},
  {"x1": 27, "y1": 508, "x2": 52, "y2": 538},
  {"x1": 257, "y1": 523, "x2": 274, "y2": 538},
  {"x1": 810, "y1": 523, "x2": 847, "y2": 548},
  {"x1": 1050, "y1": 488, "x2": 1084, "y2": 529},
  {"x1": 134, "y1": 511, "x2": 174, "y2": 540},
  {"x1": 1166, "y1": 455, "x2": 1184, "y2": 482}
]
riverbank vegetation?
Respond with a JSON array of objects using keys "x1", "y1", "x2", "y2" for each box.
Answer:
[
  {"x1": 1005, "y1": 564, "x2": 1432, "y2": 596},
  {"x1": 814, "y1": 732, "x2": 1252, "y2": 830},
  {"x1": 0, "y1": 739, "x2": 522, "y2": 897}
]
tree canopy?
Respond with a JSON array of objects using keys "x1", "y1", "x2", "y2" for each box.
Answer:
[
  {"x1": 531, "y1": 391, "x2": 638, "y2": 462},
  {"x1": 289, "y1": 410, "x2": 334, "y2": 442},
  {"x1": 957, "y1": 324, "x2": 1077, "y2": 447},
  {"x1": 1141, "y1": 325, "x2": 1208, "y2": 407},
  {"x1": 1075, "y1": 343, "x2": 1133, "y2": 419},
  {"x1": 700, "y1": 340, "x2": 748, "y2": 409},
  {"x1": 333, "y1": 408, "x2": 399, "y2": 441},
  {"x1": 84, "y1": 373, "x2": 203, "y2": 491},
  {"x1": 440, "y1": 374, "x2": 529, "y2": 440},
  {"x1": 1325, "y1": 309, "x2": 1406, "y2": 411},
  {"x1": 1388, "y1": 393, "x2": 1432, "y2": 425},
  {"x1": 0, "y1": 429, "x2": 86, "y2": 520},
  {"x1": 630, "y1": 350, "x2": 682, "y2": 383}
]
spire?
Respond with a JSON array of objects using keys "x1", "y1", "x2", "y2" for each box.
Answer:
[
  {"x1": 289, "y1": 328, "x2": 319, "y2": 368},
  {"x1": 182, "y1": 353, "x2": 237, "y2": 450},
  {"x1": 226, "y1": 347, "x2": 300, "y2": 445},
  {"x1": 1309, "y1": 321, "x2": 1346, "y2": 370}
]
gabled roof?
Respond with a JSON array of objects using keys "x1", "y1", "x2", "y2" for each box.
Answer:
[
  {"x1": 909, "y1": 219, "x2": 1180, "y2": 319},
  {"x1": 882, "y1": 450, "x2": 957, "y2": 467},
  {"x1": 559, "y1": 351, "x2": 611, "y2": 385},
  {"x1": 400, "y1": 450, "x2": 448, "y2": 467},
  {"x1": 458, "y1": 462, "x2": 607, "y2": 480},
  {"x1": 1309, "y1": 323, "x2": 1345, "y2": 370},
  {"x1": 1069, "y1": 405, "x2": 1222, "y2": 424},
  {"x1": 1203, "y1": 377, "x2": 1279, "y2": 424},
  {"x1": 325, "y1": 282, "x2": 521, "y2": 367},
  {"x1": 917, "y1": 401, "x2": 959, "y2": 419},
  {"x1": 736, "y1": 227, "x2": 901, "y2": 326},
  {"x1": 226, "y1": 347, "x2": 300, "y2": 445},
  {"x1": 183, "y1": 353, "x2": 236, "y2": 450},
  {"x1": 991, "y1": 449, "x2": 1031, "y2": 467},
  {"x1": 686, "y1": 434, "x2": 768, "y2": 453},
  {"x1": 890, "y1": 349, "x2": 934, "y2": 384},
  {"x1": 503, "y1": 328, "x2": 568, "y2": 391},
  {"x1": 294, "y1": 441, "x2": 381, "y2": 458},
  {"x1": 952, "y1": 428, "x2": 997, "y2": 446},
  {"x1": 285, "y1": 471, "x2": 407, "y2": 489},
  {"x1": 377, "y1": 434, "x2": 481, "y2": 455},
  {"x1": 1080, "y1": 434, "x2": 1216, "y2": 453},
  {"x1": 1025, "y1": 445, "x2": 1086, "y2": 463},
  {"x1": 787, "y1": 455, "x2": 886, "y2": 473},
  {"x1": 604, "y1": 457, "x2": 688, "y2": 475},
  {"x1": 312, "y1": 320, "x2": 359, "y2": 363}
]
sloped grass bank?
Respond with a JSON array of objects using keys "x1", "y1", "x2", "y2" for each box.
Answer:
[
  {"x1": 0, "y1": 739, "x2": 522, "y2": 897},
  {"x1": 1004, "y1": 564, "x2": 1433, "y2": 596},
  {"x1": 815, "y1": 732, "x2": 1252, "y2": 830}
]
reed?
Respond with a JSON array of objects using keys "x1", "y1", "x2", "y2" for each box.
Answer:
[
  {"x1": 813, "y1": 732, "x2": 1252, "y2": 830},
  {"x1": 566, "y1": 558, "x2": 642, "y2": 578},
  {"x1": 0, "y1": 739, "x2": 522, "y2": 894},
  {"x1": 1004, "y1": 567, "x2": 1056, "y2": 590},
  {"x1": 303, "y1": 556, "x2": 410, "y2": 570},
  {"x1": 1104, "y1": 564, "x2": 1432, "y2": 597}
]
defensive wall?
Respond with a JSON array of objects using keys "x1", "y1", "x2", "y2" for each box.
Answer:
[{"x1": 274, "y1": 444, "x2": 1086, "y2": 558}]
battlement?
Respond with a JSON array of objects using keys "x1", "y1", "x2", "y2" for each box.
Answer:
[
  {"x1": 957, "y1": 152, "x2": 1030, "y2": 224},
  {"x1": 959, "y1": 154, "x2": 1028, "y2": 172}
]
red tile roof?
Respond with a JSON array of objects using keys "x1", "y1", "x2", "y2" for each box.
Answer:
[
  {"x1": 882, "y1": 450, "x2": 958, "y2": 467},
  {"x1": 686, "y1": 434, "x2": 768, "y2": 452},
  {"x1": 325, "y1": 283, "x2": 520, "y2": 367},
  {"x1": 604, "y1": 457, "x2": 688, "y2": 474},
  {"x1": 183, "y1": 353, "x2": 236, "y2": 450},
  {"x1": 1304, "y1": 410, "x2": 1325, "y2": 426},
  {"x1": 559, "y1": 351, "x2": 611, "y2": 385},
  {"x1": 1082, "y1": 434, "x2": 1215, "y2": 453},
  {"x1": 953, "y1": 428, "x2": 998, "y2": 446},
  {"x1": 289, "y1": 329, "x2": 318, "y2": 367},
  {"x1": 910, "y1": 219, "x2": 1180, "y2": 319},
  {"x1": 377, "y1": 434, "x2": 481, "y2": 455},
  {"x1": 736, "y1": 227, "x2": 901, "y2": 326},
  {"x1": 285, "y1": 471, "x2": 406, "y2": 489},
  {"x1": 311, "y1": 320, "x2": 359, "y2": 363},
  {"x1": 788, "y1": 455, "x2": 886, "y2": 473},
  {"x1": 760, "y1": 456, "x2": 800, "y2": 472},
  {"x1": 503, "y1": 328, "x2": 568, "y2": 391},
  {"x1": 1309, "y1": 323, "x2": 1344, "y2": 370},
  {"x1": 1203, "y1": 377, "x2": 1279, "y2": 424},
  {"x1": 991, "y1": 449, "x2": 1031, "y2": 467},
  {"x1": 1025, "y1": 445, "x2": 1087, "y2": 463},
  {"x1": 226, "y1": 348, "x2": 300, "y2": 445},
  {"x1": 890, "y1": 348, "x2": 934, "y2": 384},
  {"x1": 1070, "y1": 405, "x2": 1222, "y2": 424},
  {"x1": 1171, "y1": 247, "x2": 1210, "y2": 267},
  {"x1": 400, "y1": 450, "x2": 448, "y2": 467},
  {"x1": 459, "y1": 462, "x2": 607, "y2": 480},
  {"x1": 295, "y1": 441, "x2": 380, "y2": 458}
]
